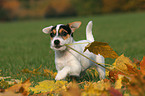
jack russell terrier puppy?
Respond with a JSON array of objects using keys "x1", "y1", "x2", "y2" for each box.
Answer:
[{"x1": 42, "y1": 21, "x2": 105, "y2": 80}]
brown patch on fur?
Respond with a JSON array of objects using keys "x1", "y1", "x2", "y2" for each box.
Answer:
[
  {"x1": 59, "y1": 28, "x2": 70, "y2": 40},
  {"x1": 63, "y1": 34, "x2": 70, "y2": 40},
  {"x1": 52, "y1": 29, "x2": 56, "y2": 34}
]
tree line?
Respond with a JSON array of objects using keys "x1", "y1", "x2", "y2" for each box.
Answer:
[{"x1": 0, "y1": 0, "x2": 145, "y2": 21}]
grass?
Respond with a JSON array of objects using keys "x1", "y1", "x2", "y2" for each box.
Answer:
[{"x1": 0, "y1": 12, "x2": 145, "y2": 82}]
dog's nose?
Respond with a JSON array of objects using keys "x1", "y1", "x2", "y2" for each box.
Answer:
[{"x1": 54, "y1": 40, "x2": 60, "y2": 45}]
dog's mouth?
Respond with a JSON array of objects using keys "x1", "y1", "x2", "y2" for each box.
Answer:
[
  {"x1": 51, "y1": 44, "x2": 66, "y2": 50},
  {"x1": 54, "y1": 45, "x2": 62, "y2": 48}
]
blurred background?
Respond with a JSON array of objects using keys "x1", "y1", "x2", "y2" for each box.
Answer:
[{"x1": 0, "y1": 0, "x2": 145, "y2": 21}]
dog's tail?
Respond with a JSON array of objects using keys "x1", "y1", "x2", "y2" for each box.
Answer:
[{"x1": 86, "y1": 21, "x2": 94, "y2": 42}]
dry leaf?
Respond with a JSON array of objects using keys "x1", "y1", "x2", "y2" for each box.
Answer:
[
  {"x1": 133, "y1": 58, "x2": 140, "y2": 68},
  {"x1": 62, "y1": 82, "x2": 81, "y2": 96},
  {"x1": 43, "y1": 69, "x2": 57, "y2": 78},
  {"x1": 127, "y1": 78, "x2": 142, "y2": 96},
  {"x1": 109, "y1": 87, "x2": 123, "y2": 96},
  {"x1": 0, "y1": 78, "x2": 31, "y2": 96},
  {"x1": 113, "y1": 54, "x2": 134, "y2": 72},
  {"x1": 82, "y1": 79, "x2": 111, "y2": 96},
  {"x1": 21, "y1": 65, "x2": 42, "y2": 75},
  {"x1": 109, "y1": 70, "x2": 123, "y2": 82},
  {"x1": 84, "y1": 41, "x2": 118, "y2": 59},
  {"x1": 115, "y1": 75, "x2": 124, "y2": 89},
  {"x1": 140, "y1": 56, "x2": 145, "y2": 75},
  {"x1": 126, "y1": 57, "x2": 145, "y2": 96},
  {"x1": 29, "y1": 80, "x2": 68, "y2": 94},
  {"x1": 125, "y1": 64, "x2": 139, "y2": 75},
  {"x1": 0, "y1": 91, "x2": 23, "y2": 96}
]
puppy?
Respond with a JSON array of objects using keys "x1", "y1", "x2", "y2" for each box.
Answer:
[{"x1": 42, "y1": 21, "x2": 105, "y2": 80}]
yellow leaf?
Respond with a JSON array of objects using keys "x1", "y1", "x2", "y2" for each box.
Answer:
[
  {"x1": 105, "y1": 69, "x2": 110, "y2": 77},
  {"x1": 84, "y1": 41, "x2": 118, "y2": 59},
  {"x1": 29, "y1": 80, "x2": 68, "y2": 94},
  {"x1": 124, "y1": 92, "x2": 130, "y2": 96},
  {"x1": 115, "y1": 74, "x2": 124, "y2": 89},
  {"x1": 113, "y1": 54, "x2": 134, "y2": 72},
  {"x1": 82, "y1": 80, "x2": 111, "y2": 96}
]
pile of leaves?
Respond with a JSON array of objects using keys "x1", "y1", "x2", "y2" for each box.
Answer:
[{"x1": 0, "y1": 41, "x2": 145, "y2": 96}]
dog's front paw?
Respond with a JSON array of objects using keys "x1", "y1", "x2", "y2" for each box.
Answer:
[
  {"x1": 55, "y1": 75, "x2": 62, "y2": 81},
  {"x1": 55, "y1": 73, "x2": 66, "y2": 80}
]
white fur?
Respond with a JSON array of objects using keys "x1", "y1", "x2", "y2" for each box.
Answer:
[
  {"x1": 86, "y1": 21, "x2": 94, "y2": 42},
  {"x1": 43, "y1": 21, "x2": 105, "y2": 80},
  {"x1": 56, "y1": 24, "x2": 62, "y2": 35},
  {"x1": 42, "y1": 26, "x2": 53, "y2": 34}
]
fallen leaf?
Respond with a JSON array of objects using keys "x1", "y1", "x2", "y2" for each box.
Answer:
[
  {"x1": 115, "y1": 75, "x2": 124, "y2": 89},
  {"x1": 109, "y1": 70, "x2": 123, "y2": 82},
  {"x1": 125, "y1": 64, "x2": 139, "y2": 75},
  {"x1": 133, "y1": 58, "x2": 140, "y2": 68},
  {"x1": 113, "y1": 54, "x2": 134, "y2": 72},
  {"x1": 62, "y1": 82, "x2": 81, "y2": 96},
  {"x1": 84, "y1": 41, "x2": 119, "y2": 59},
  {"x1": 21, "y1": 65, "x2": 42, "y2": 75},
  {"x1": 43, "y1": 69, "x2": 57, "y2": 78},
  {"x1": 127, "y1": 80, "x2": 141, "y2": 96},
  {"x1": 82, "y1": 79, "x2": 111, "y2": 96},
  {"x1": 109, "y1": 87, "x2": 123, "y2": 96},
  {"x1": 140, "y1": 56, "x2": 145, "y2": 75},
  {"x1": 0, "y1": 78, "x2": 31, "y2": 96},
  {"x1": 0, "y1": 91, "x2": 23, "y2": 96},
  {"x1": 29, "y1": 80, "x2": 68, "y2": 94}
]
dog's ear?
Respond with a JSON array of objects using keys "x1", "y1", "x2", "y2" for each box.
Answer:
[
  {"x1": 68, "y1": 21, "x2": 81, "y2": 32},
  {"x1": 42, "y1": 26, "x2": 53, "y2": 34}
]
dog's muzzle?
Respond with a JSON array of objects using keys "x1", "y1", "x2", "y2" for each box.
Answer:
[
  {"x1": 54, "y1": 40, "x2": 60, "y2": 45},
  {"x1": 53, "y1": 39, "x2": 63, "y2": 49},
  {"x1": 51, "y1": 39, "x2": 66, "y2": 51}
]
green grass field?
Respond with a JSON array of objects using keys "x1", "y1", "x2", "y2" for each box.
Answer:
[{"x1": 0, "y1": 12, "x2": 145, "y2": 82}]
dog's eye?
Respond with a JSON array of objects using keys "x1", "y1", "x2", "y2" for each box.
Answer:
[
  {"x1": 50, "y1": 33, "x2": 55, "y2": 37},
  {"x1": 61, "y1": 31, "x2": 67, "y2": 36}
]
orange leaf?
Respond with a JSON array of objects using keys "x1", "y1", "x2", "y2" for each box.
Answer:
[
  {"x1": 84, "y1": 41, "x2": 119, "y2": 59},
  {"x1": 125, "y1": 64, "x2": 139, "y2": 75},
  {"x1": 61, "y1": 82, "x2": 81, "y2": 96},
  {"x1": 133, "y1": 58, "x2": 140, "y2": 67},
  {"x1": 0, "y1": 91, "x2": 23, "y2": 96},
  {"x1": 5, "y1": 78, "x2": 31, "y2": 96},
  {"x1": 140, "y1": 56, "x2": 145, "y2": 75},
  {"x1": 109, "y1": 87, "x2": 123, "y2": 96},
  {"x1": 109, "y1": 70, "x2": 123, "y2": 82}
]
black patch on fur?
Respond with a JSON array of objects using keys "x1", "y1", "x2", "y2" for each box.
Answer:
[
  {"x1": 50, "y1": 26, "x2": 56, "y2": 38},
  {"x1": 59, "y1": 24, "x2": 73, "y2": 37},
  {"x1": 51, "y1": 26, "x2": 56, "y2": 31}
]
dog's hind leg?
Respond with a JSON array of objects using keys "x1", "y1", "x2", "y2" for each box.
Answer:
[
  {"x1": 96, "y1": 54, "x2": 105, "y2": 79},
  {"x1": 55, "y1": 66, "x2": 70, "y2": 80}
]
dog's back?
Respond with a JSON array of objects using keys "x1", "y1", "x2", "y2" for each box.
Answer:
[
  {"x1": 71, "y1": 21, "x2": 96, "y2": 71},
  {"x1": 72, "y1": 21, "x2": 105, "y2": 79}
]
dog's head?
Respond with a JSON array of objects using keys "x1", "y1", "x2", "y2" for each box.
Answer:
[{"x1": 42, "y1": 21, "x2": 81, "y2": 51}]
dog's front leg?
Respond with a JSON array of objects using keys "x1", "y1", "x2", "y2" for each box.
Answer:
[
  {"x1": 96, "y1": 54, "x2": 105, "y2": 79},
  {"x1": 55, "y1": 66, "x2": 70, "y2": 80}
]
